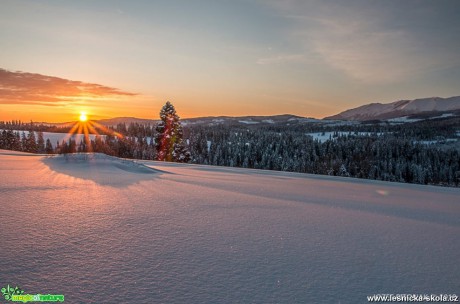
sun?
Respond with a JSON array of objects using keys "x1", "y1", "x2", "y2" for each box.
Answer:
[
  {"x1": 59, "y1": 110, "x2": 123, "y2": 153},
  {"x1": 79, "y1": 112, "x2": 88, "y2": 122}
]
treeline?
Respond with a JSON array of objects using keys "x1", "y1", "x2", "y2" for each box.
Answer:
[
  {"x1": 282, "y1": 116, "x2": 460, "y2": 140},
  {"x1": 0, "y1": 120, "x2": 70, "y2": 133},
  {"x1": 186, "y1": 125, "x2": 460, "y2": 186},
  {"x1": 0, "y1": 129, "x2": 157, "y2": 159},
  {"x1": 0, "y1": 120, "x2": 154, "y2": 136},
  {"x1": 1, "y1": 120, "x2": 459, "y2": 187},
  {"x1": 0, "y1": 130, "x2": 53, "y2": 153}
]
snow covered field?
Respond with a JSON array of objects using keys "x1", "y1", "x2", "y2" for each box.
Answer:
[{"x1": 0, "y1": 150, "x2": 459, "y2": 303}]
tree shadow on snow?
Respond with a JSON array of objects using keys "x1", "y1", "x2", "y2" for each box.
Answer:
[{"x1": 42, "y1": 153, "x2": 165, "y2": 187}]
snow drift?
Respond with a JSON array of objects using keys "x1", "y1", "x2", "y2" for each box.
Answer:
[
  {"x1": 43, "y1": 153, "x2": 159, "y2": 186},
  {"x1": 0, "y1": 150, "x2": 459, "y2": 303}
]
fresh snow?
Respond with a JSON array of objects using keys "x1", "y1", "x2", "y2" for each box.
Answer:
[
  {"x1": 433, "y1": 113, "x2": 456, "y2": 119},
  {"x1": 386, "y1": 116, "x2": 422, "y2": 123},
  {"x1": 0, "y1": 150, "x2": 459, "y2": 303},
  {"x1": 418, "y1": 138, "x2": 458, "y2": 145},
  {"x1": 396, "y1": 96, "x2": 460, "y2": 112},
  {"x1": 306, "y1": 132, "x2": 336, "y2": 143},
  {"x1": 238, "y1": 120, "x2": 260, "y2": 124},
  {"x1": 43, "y1": 153, "x2": 156, "y2": 183},
  {"x1": 306, "y1": 131, "x2": 384, "y2": 143},
  {"x1": 387, "y1": 113, "x2": 457, "y2": 124}
]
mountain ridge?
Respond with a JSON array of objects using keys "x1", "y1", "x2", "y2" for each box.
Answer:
[
  {"x1": 326, "y1": 96, "x2": 460, "y2": 121},
  {"x1": 43, "y1": 114, "x2": 318, "y2": 127},
  {"x1": 30, "y1": 95, "x2": 460, "y2": 126}
]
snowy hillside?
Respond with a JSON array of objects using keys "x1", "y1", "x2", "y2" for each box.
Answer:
[
  {"x1": 0, "y1": 150, "x2": 459, "y2": 303},
  {"x1": 326, "y1": 96, "x2": 460, "y2": 121}
]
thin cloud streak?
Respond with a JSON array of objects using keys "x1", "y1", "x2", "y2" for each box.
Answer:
[
  {"x1": 305, "y1": 18, "x2": 444, "y2": 83},
  {"x1": 257, "y1": 54, "x2": 305, "y2": 65},
  {"x1": 0, "y1": 69, "x2": 137, "y2": 106},
  {"x1": 264, "y1": 0, "x2": 460, "y2": 84}
]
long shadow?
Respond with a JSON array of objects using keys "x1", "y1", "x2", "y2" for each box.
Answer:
[
  {"x1": 42, "y1": 153, "x2": 165, "y2": 187},
  {"x1": 170, "y1": 174, "x2": 460, "y2": 228}
]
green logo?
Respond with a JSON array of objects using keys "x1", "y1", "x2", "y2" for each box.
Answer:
[{"x1": 1, "y1": 285, "x2": 64, "y2": 303}]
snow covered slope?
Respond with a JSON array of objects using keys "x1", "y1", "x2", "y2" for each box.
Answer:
[
  {"x1": 326, "y1": 96, "x2": 460, "y2": 121},
  {"x1": 0, "y1": 150, "x2": 459, "y2": 303}
]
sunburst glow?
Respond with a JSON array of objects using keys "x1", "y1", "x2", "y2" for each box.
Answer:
[
  {"x1": 57, "y1": 112, "x2": 124, "y2": 154},
  {"x1": 79, "y1": 112, "x2": 88, "y2": 122}
]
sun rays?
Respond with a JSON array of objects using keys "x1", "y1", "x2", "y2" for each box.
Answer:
[{"x1": 58, "y1": 113, "x2": 123, "y2": 153}]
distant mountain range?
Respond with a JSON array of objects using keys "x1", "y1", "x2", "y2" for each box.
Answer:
[
  {"x1": 325, "y1": 96, "x2": 460, "y2": 121},
  {"x1": 95, "y1": 117, "x2": 158, "y2": 126},
  {"x1": 42, "y1": 96, "x2": 460, "y2": 127},
  {"x1": 49, "y1": 114, "x2": 323, "y2": 127},
  {"x1": 181, "y1": 114, "x2": 322, "y2": 126}
]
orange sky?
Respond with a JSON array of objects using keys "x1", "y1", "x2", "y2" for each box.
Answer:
[
  {"x1": 0, "y1": 68, "x2": 339, "y2": 122},
  {"x1": 1, "y1": 1, "x2": 459, "y2": 123}
]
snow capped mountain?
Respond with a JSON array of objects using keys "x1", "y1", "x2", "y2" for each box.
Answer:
[{"x1": 326, "y1": 96, "x2": 460, "y2": 121}]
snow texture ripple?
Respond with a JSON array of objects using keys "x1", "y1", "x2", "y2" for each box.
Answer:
[{"x1": 0, "y1": 150, "x2": 459, "y2": 303}]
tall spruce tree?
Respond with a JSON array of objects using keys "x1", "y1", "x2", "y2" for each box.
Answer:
[
  {"x1": 45, "y1": 139, "x2": 54, "y2": 154},
  {"x1": 154, "y1": 101, "x2": 190, "y2": 162},
  {"x1": 37, "y1": 131, "x2": 45, "y2": 153}
]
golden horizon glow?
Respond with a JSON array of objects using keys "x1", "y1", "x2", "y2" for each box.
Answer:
[
  {"x1": 57, "y1": 118, "x2": 125, "y2": 154},
  {"x1": 1, "y1": 2, "x2": 459, "y2": 123},
  {"x1": 79, "y1": 112, "x2": 88, "y2": 122},
  {"x1": 0, "y1": 95, "x2": 341, "y2": 122}
]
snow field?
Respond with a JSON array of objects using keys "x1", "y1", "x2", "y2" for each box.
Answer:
[{"x1": 0, "y1": 150, "x2": 459, "y2": 303}]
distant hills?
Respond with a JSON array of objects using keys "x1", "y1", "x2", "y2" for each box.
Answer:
[
  {"x1": 325, "y1": 96, "x2": 460, "y2": 121},
  {"x1": 40, "y1": 96, "x2": 460, "y2": 127},
  {"x1": 181, "y1": 114, "x2": 322, "y2": 126},
  {"x1": 97, "y1": 96, "x2": 460, "y2": 125},
  {"x1": 49, "y1": 114, "x2": 323, "y2": 127},
  {"x1": 95, "y1": 117, "x2": 158, "y2": 126},
  {"x1": 95, "y1": 114, "x2": 323, "y2": 126}
]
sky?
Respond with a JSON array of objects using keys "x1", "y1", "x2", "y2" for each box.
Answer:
[{"x1": 1, "y1": 0, "x2": 459, "y2": 122}]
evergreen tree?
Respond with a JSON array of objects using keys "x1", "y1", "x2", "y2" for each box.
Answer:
[
  {"x1": 154, "y1": 101, "x2": 191, "y2": 162},
  {"x1": 24, "y1": 131, "x2": 38, "y2": 153},
  {"x1": 45, "y1": 139, "x2": 54, "y2": 154},
  {"x1": 21, "y1": 132, "x2": 27, "y2": 151},
  {"x1": 37, "y1": 131, "x2": 45, "y2": 153}
]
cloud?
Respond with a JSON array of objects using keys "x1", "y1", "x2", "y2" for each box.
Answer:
[
  {"x1": 256, "y1": 54, "x2": 305, "y2": 65},
  {"x1": 305, "y1": 19, "x2": 418, "y2": 83},
  {"x1": 303, "y1": 18, "x2": 444, "y2": 83},
  {"x1": 0, "y1": 69, "x2": 137, "y2": 105},
  {"x1": 263, "y1": 0, "x2": 460, "y2": 84}
]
